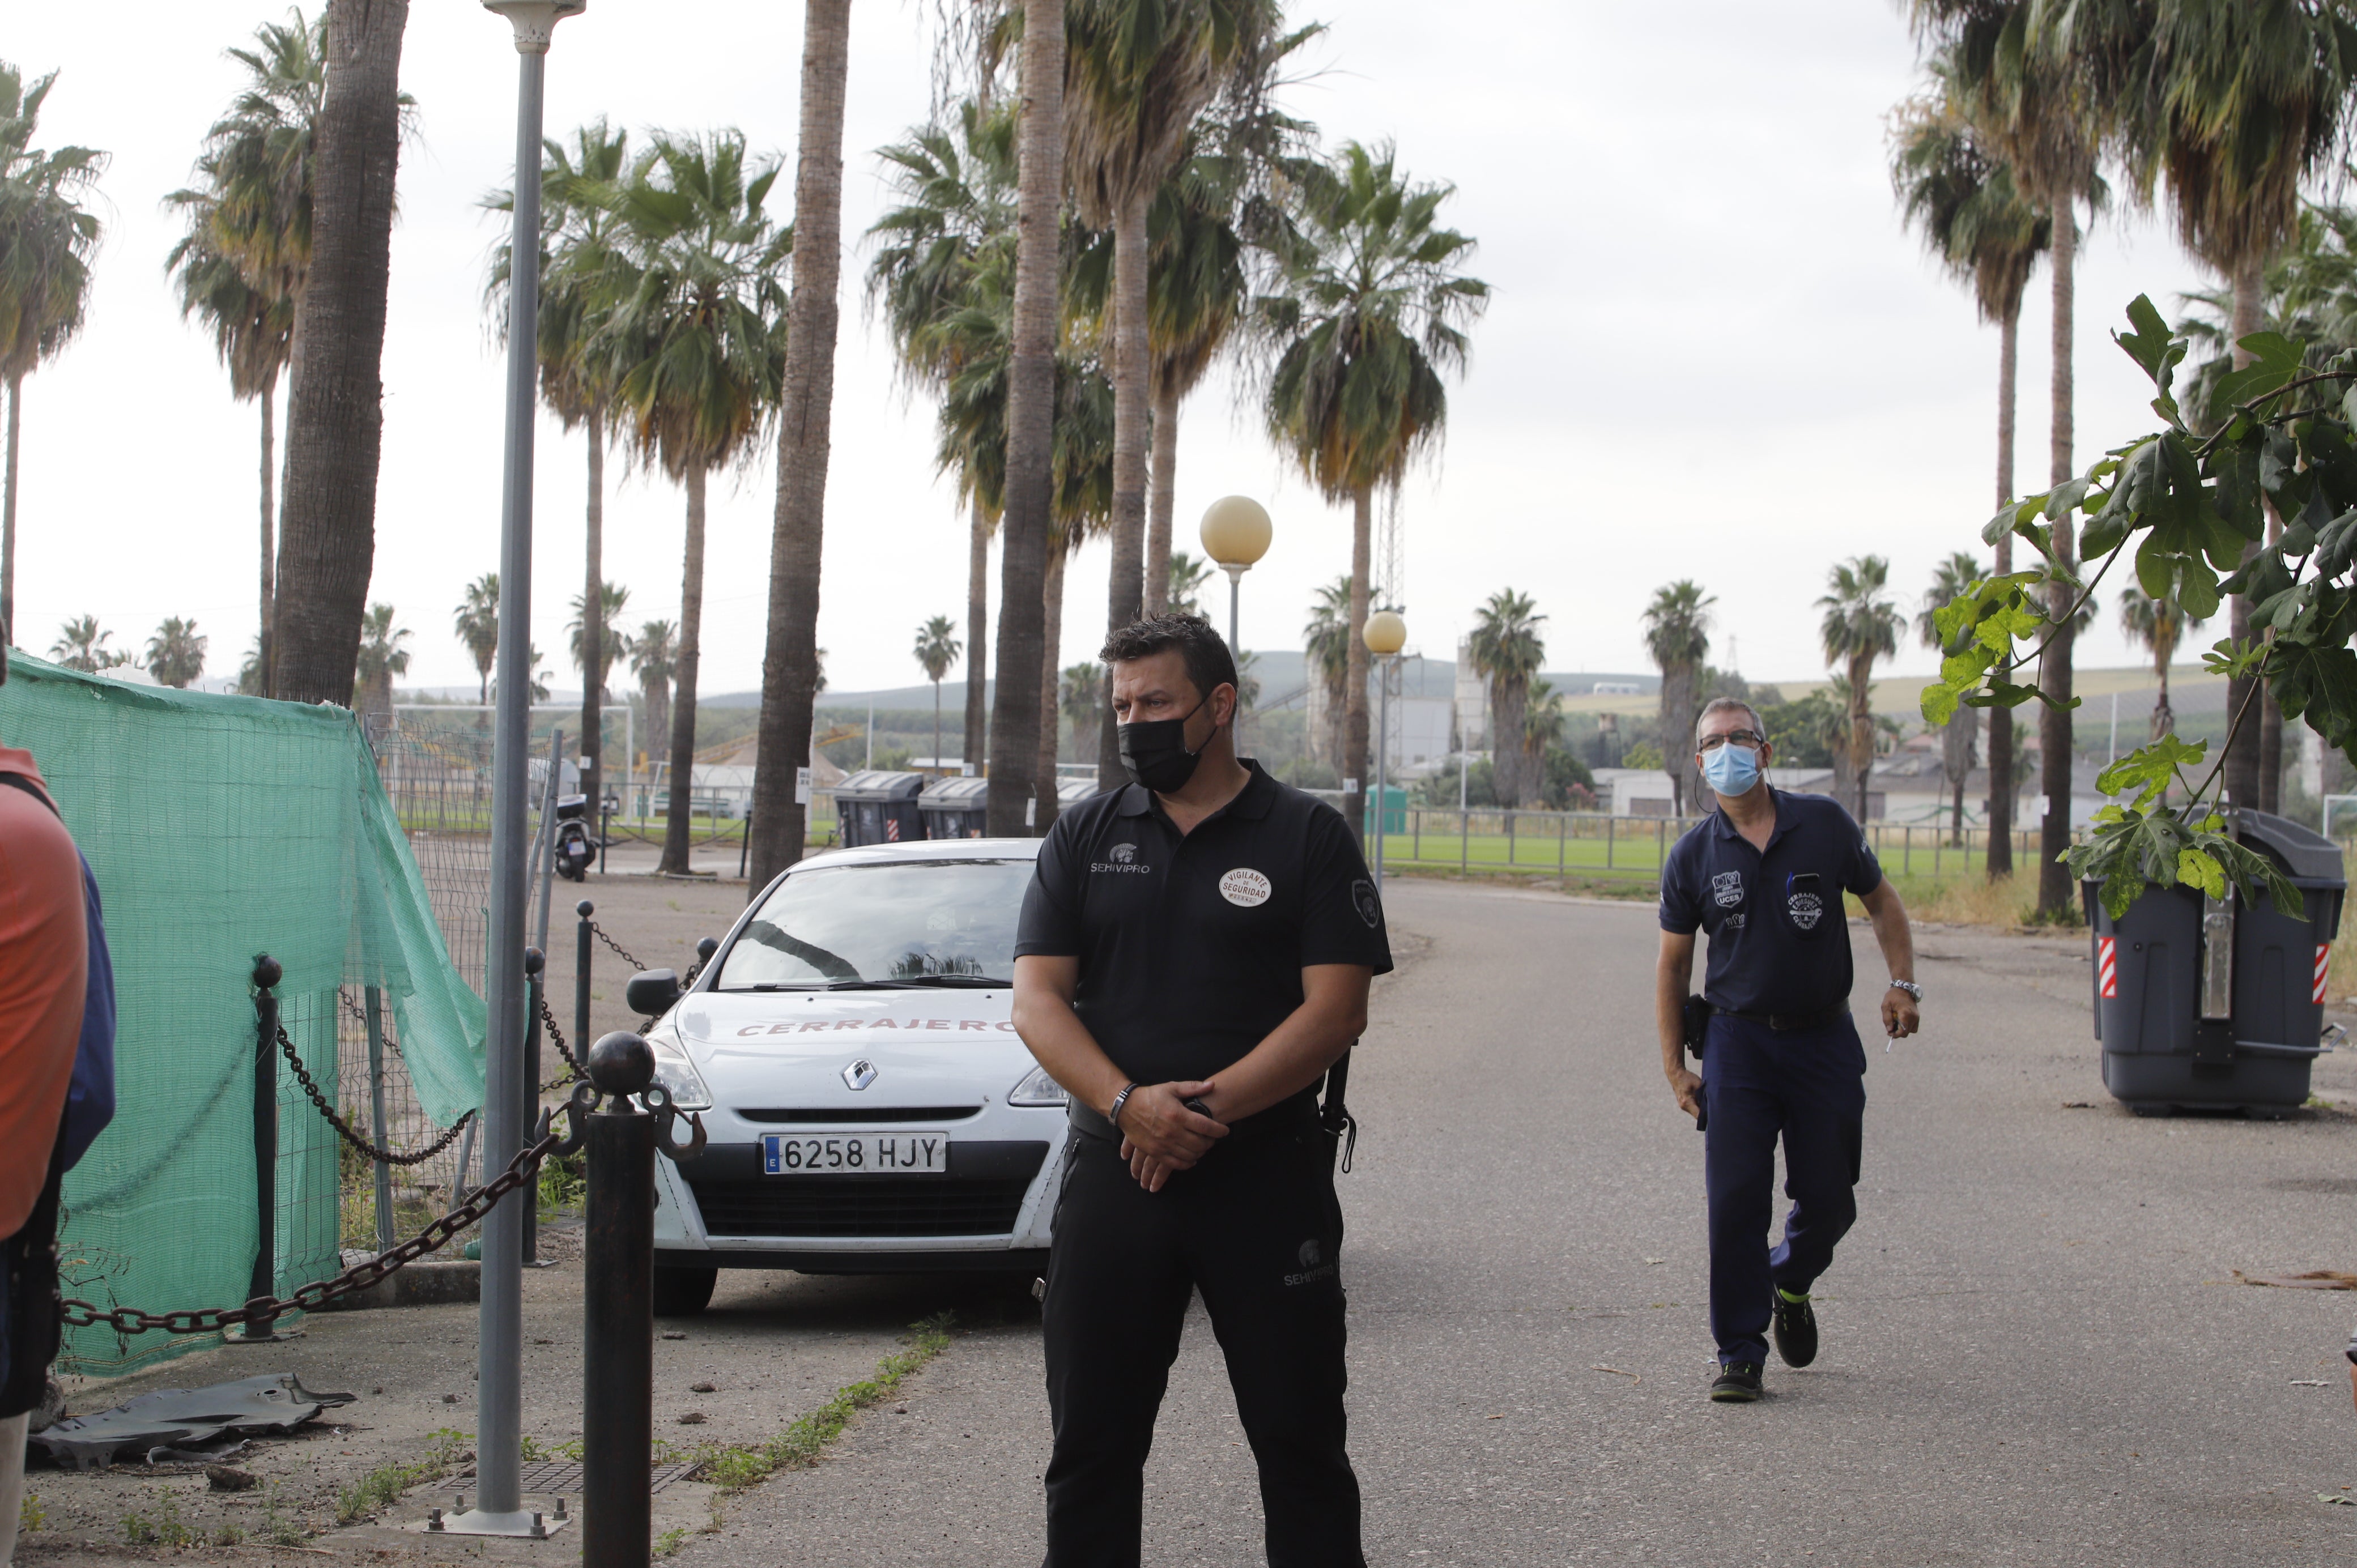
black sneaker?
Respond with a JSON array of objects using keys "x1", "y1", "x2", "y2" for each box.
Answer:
[
  {"x1": 1709, "y1": 1362, "x2": 1763, "y2": 1403},
  {"x1": 1772, "y1": 1288, "x2": 1818, "y2": 1368}
]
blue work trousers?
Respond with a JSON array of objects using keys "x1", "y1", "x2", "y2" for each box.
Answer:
[{"x1": 1701, "y1": 1009, "x2": 1867, "y2": 1367}]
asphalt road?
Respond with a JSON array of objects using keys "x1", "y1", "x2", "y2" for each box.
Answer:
[{"x1": 675, "y1": 877, "x2": 2357, "y2": 1566}]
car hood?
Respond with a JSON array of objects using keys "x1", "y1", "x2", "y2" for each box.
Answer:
[{"x1": 668, "y1": 986, "x2": 1032, "y2": 1113}]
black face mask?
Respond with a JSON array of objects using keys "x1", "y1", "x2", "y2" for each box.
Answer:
[{"x1": 1118, "y1": 694, "x2": 1214, "y2": 794}]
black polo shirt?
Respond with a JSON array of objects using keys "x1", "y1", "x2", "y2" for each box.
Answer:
[
  {"x1": 1014, "y1": 761, "x2": 1393, "y2": 1116},
  {"x1": 1658, "y1": 788, "x2": 1884, "y2": 1016}
]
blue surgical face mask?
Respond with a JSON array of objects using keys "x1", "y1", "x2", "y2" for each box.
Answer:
[{"x1": 1701, "y1": 742, "x2": 1761, "y2": 797}]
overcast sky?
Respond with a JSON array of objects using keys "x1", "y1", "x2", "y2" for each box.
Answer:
[{"x1": 7, "y1": 1, "x2": 2231, "y2": 701}]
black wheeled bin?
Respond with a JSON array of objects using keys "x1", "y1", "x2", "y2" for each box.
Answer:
[
  {"x1": 919, "y1": 774, "x2": 992, "y2": 839},
  {"x1": 2087, "y1": 808, "x2": 2346, "y2": 1114},
  {"x1": 834, "y1": 769, "x2": 925, "y2": 847}
]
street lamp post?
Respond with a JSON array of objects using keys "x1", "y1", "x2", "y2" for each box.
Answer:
[
  {"x1": 1363, "y1": 611, "x2": 1406, "y2": 888},
  {"x1": 1199, "y1": 496, "x2": 1272, "y2": 745},
  {"x1": 458, "y1": 0, "x2": 584, "y2": 1541}
]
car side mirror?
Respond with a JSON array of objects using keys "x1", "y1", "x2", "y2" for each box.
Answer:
[{"x1": 626, "y1": 969, "x2": 684, "y2": 1017}]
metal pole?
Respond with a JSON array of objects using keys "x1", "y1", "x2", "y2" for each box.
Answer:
[
  {"x1": 584, "y1": 1038, "x2": 656, "y2": 1567},
  {"x1": 535, "y1": 730, "x2": 564, "y2": 956},
  {"x1": 365, "y1": 986, "x2": 394, "y2": 1256},
  {"x1": 242, "y1": 955, "x2": 282, "y2": 1341},
  {"x1": 522, "y1": 949, "x2": 544, "y2": 1267},
  {"x1": 576, "y1": 900, "x2": 595, "y2": 1060},
  {"x1": 474, "y1": 31, "x2": 547, "y2": 1531},
  {"x1": 739, "y1": 811, "x2": 751, "y2": 879},
  {"x1": 1227, "y1": 565, "x2": 1246, "y2": 752},
  {"x1": 1373, "y1": 655, "x2": 1389, "y2": 889}
]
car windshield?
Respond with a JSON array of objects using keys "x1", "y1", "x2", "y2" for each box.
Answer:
[{"x1": 713, "y1": 859, "x2": 1032, "y2": 990}]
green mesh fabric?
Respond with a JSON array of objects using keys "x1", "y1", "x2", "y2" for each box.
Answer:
[{"x1": 0, "y1": 655, "x2": 486, "y2": 1374}]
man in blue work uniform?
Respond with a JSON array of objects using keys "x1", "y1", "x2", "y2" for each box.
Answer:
[{"x1": 1655, "y1": 697, "x2": 1921, "y2": 1403}]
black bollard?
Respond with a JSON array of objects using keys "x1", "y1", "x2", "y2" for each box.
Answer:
[
  {"x1": 738, "y1": 812, "x2": 751, "y2": 880},
  {"x1": 242, "y1": 955, "x2": 282, "y2": 1341},
  {"x1": 575, "y1": 901, "x2": 594, "y2": 1060},
  {"x1": 522, "y1": 948, "x2": 545, "y2": 1267},
  {"x1": 582, "y1": 1032, "x2": 656, "y2": 1568}
]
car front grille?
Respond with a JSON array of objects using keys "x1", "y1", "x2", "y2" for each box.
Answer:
[{"x1": 686, "y1": 1143, "x2": 1047, "y2": 1239}]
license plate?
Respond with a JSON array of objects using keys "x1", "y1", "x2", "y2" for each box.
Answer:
[{"x1": 760, "y1": 1132, "x2": 948, "y2": 1175}]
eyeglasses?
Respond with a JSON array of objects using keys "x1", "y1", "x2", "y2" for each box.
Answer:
[{"x1": 1696, "y1": 730, "x2": 1764, "y2": 753}]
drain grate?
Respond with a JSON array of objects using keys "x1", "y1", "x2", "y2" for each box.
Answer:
[{"x1": 461, "y1": 1460, "x2": 701, "y2": 1495}]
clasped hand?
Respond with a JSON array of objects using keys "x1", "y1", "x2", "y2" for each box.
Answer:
[{"x1": 1116, "y1": 1080, "x2": 1227, "y2": 1193}]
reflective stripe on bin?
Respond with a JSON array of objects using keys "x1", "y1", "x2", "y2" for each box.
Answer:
[
  {"x1": 2317, "y1": 944, "x2": 2332, "y2": 1005},
  {"x1": 2098, "y1": 936, "x2": 2118, "y2": 1000}
]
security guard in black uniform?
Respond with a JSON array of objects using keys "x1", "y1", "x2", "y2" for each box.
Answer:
[
  {"x1": 1656, "y1": 697, "x2": 1921, "y2": 1403},
  {"x1": 1014, "y1": 611, "x2": 1390, "y2": 1568}
]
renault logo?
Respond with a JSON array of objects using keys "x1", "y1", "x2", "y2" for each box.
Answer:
[{"x1": 842, "y1": 1059, "x2": 878, "y2": 1091}]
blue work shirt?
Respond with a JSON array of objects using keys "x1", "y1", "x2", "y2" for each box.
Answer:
[{"x1": 1658, "y1": 789, "x2": 1884, "y2": 1016}]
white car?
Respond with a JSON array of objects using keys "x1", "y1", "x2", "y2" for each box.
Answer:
[{"x1": 626, "y1": 837, "x2": 1067, "y2": 1315}]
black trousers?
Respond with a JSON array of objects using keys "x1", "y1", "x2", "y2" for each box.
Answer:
[{"x1": 1041, "y1": 1123, "x2": 1363, "y2": 1568}]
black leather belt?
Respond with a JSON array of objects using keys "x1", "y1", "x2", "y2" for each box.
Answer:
[{"x1": 1711, "y1": 1001, "x2": 1851, "y2": 1033}]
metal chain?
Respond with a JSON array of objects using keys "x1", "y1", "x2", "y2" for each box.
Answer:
[
  {"x1": 585, "y1": 920, "x2": 646, "y2": 972},
  {"x1": 535, "y1": 991, "x2": 582, "y2": 1093},
  {"x1": 59, "y1": 1114, "x2": 574, "y2": 1337},
  {"x1": 276, "y1": 1023, "x2": 474, "y2": 1167}
]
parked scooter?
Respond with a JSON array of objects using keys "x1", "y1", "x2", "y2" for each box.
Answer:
[{"x1": 554, "y1": 793, "x2": 597, "y2": 881}]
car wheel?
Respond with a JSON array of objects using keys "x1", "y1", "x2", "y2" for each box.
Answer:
[{"x1": 652, "y1": 1265, "x2": 718, "y2": 1317}]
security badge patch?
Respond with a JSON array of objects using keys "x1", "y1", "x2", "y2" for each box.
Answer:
[
  {"x1": 1711, "y1": 871, "x2": 1743, "y2": 907},
  {"x1": 1788, "y1": 887, "x2": 1824, "y2": 931},
  {"x1": 1351, "y1": 879, "x2": 1382, "y2": 929}
]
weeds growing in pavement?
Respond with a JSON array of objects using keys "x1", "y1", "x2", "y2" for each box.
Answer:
[
  {"x1": 334, "y1": 1429, "x2": 471, "y2": 1526},
  {"x1": 656, "y1": 1526, "x2": 691, "y2": 1557},
  {"x1": 121, "y1": 1494, "x2": 195, "y2": 1548},
  {"x1": 690, "y1": 1313, "x2": 954, "y2": 1494},
  {"x1": 259, "y1": 1486, "x2": 308, "y2": 1547},
  {"x1": 19, "y1": 1492, "x2": 43, "y2": 1535}
]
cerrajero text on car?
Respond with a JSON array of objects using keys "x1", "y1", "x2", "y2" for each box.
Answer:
[{"x1": 624, "y1": 836, "x2": 1065, "y2": 1316}]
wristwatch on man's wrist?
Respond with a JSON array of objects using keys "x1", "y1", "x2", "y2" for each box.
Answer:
[{"x1": 1888, "y1": 979, "x2": 1924, "y2": 1002}]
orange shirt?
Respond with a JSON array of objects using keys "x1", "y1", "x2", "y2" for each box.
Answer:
[{"x1": 0, "y1": 748, "x2": 84, "y2": 1237}]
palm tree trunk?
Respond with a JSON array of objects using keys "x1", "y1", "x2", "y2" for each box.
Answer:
[
  {"x1": 1850, "y1": 652, "x2": 1875, "y2": 822},
  {"x1": 660, "y1": 466, "x2": 709, "y2": 876},
  {"x1": 2036, "y1": 204, "x2": 2078, "y2": 917},
  {"x1": 934, "y1": 679, "x2": 943, "y2": 770},
  {"x1": 2223, "y1": 257, "x2": 2265, "y2": 812},
  {"x1": 1037, "y1": 539, "x2": 1067, "y2": 833},
  {"x1": 1145, "y1": 382, "x2": 1178, "y2": 613},
  {"x1": 645, "y1": 674, "x2": 669, "y2": 768},
  {"x1": 749, "y1": 0, "x2": 853, "y2": 887},
  {"x1": 1494, "y1": 678, "x2": 1528, "y2": 808},
  {"x1": 964, "y1": 491, "x2": 988, "y2": 768},
  {"x1": 987, "y1": 0, "x2": 1065, "y2": 836},
  {"x1": 1344, "y1": 484, "x2": 1372, "y2": 836},
  {"x1": 580, "y1": 406, "x2": 606, "y2": 815},
  {"x1": 2154, "y1": 654, "x2": 2173, "y2": 743},
  {"x1": 1986, "y1": 298, "x2": 2018, "y2": 880},
  {"x1": 1097, "y1": 185, "x2": 1151, "y2": 791},
  {"x1": 270, "y1": 0, "x2": 410, "y2": 706},
  {"x1": 1, "y1": 370, "x2": 19, "y2": 636},
  {"x1": 258, "y1": 367, "x2": 278, "y2": 693}
]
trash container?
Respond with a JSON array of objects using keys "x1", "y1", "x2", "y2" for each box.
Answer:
[
  {"x1": 2087, "y1": 808, "x2": 2346, "y2": 1115},
  {"x1": 1376, "y1": 784, "x2": 1406, "y2": 836},
  {"x1": 833, "y1": 769, "x2": 925, "y2": 847},
  {"x1": 918, "y1": 774, "x2": 992, "y2": 839}
]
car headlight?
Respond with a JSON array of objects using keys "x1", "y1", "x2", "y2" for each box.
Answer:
[
  {"x1": 1007, "y1": 1063, "x2": 1069, "y2": 1108},
  {"x1": 646, "y1": 1032, "x2": 714, "y2": 1112}
]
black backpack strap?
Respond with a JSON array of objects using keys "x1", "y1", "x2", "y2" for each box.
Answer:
[{"x1": 0, "y1": 772, "x2": 59, "y2": 818}]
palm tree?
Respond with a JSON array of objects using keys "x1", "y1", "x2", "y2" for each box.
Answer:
[
  {"x1": 988, "y1": 0, "x2": 1071, "y2": 837},
  {"x1": 145, "y1": 618, "x2": 208, "y2": 689},
  {"x1": 1911, "y1": 0, "x2": 2110, "y2": 913},
  {"x1": 567, "y1": 580, "x2": 629, "y2": 719},
  {"x1": 1064, "y1": 0, "x2": 1280, "y2": 787},
  {"x1": 353, "y1": 600, "x2": 410, "y2": 732},
  {"x1": 1165, "y1": 551, "x2": 1211, "y2": 616},
  {"x1": 0, "y1": 63, "x2": 106, "y2": 632},
  {"x1": 914, "y1": 614, "x2": 963, "y2": 767},
  {"x1": 2119, "y1": 5, "x2": 2354, "y2": 814},
  {"x1": 629, "y1": 620, "x2": 677, "y2": 769},
  {"x1": 867, "y1": 98, "x2": 1019, "y2": 778},
  {"x1": 1918, "y1": 552, "x2": 1985, "y2": 843},
  {"x1": 270, "y1": 0, "x2": 410, "y2": 704},
  {"x1": 1641, "y1": 581, "x2": 1714, "y2": 815},
  {"x1": 1302, "y1": 576, "x2": 1351, "y2": 767},
  {"x1": 164, "y1": 12, "x2": 328, "y2": 695},
  {"x1": 49, "y1": 615, "x2": 124, "y2": 672},
  {"x1": 749, "y1": 0, "x2": 854, "y2": 885},
  {"x1": 490, "y1": 117, "x2": 636, "y2": 818},
  {"x1": 1891, "y1": 51, "x2": 2049, "y2": 875},
  {"x1": 453, "y1": 573, "x2": 499, "y2": 706},
  {"x1": 597, "y1": 130, "x2": 789, "y2": 875},
  {"x1": 1257, "y1": 142, "x2": 1488, "y2": 833},
  {"x1": 1468, "y1": 589, "x2": 1546, "y2": 809},
  {"x1": 1819, "y1": 557, "x2": 1901, "y2": 823},
  {"x1": 2120, "y1": 586, "x2": 2206, "y2": 743},
  {"x1": 1061, "y1": 660, "x2": 1105, "y2": 756}
]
